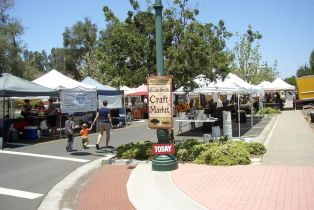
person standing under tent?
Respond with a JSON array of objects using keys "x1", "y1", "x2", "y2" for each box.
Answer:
[
  {"x1": 189, "y1": 99, "x2": 197, "y2": 129},
  {"x1": 92, "y1": 100, "x2": 113, "y2": 150},
  {"x1": 46, "y1": 99, "x2": 58, "y2": 136},
  {"x1": 21, "y1": 99, "x2": 32, "y2": 118},
  {"x1": 37, "y1": 101, "x2": 46, "y2": 118}
]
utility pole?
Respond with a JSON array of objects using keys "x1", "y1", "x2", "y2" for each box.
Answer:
[{"x1": 152, "y1": 0, "x2": 178, "y2": 171}]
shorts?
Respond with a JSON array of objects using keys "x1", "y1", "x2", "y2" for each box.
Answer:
[
  {"x1": 82, "y1": 138, "x2": 88, "y2": 144},
  {"x1": 98, "y1": 122, "x2": 110, "y2": 131}
]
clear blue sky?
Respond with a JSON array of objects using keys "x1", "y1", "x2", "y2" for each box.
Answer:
[{"x1": 9, "y1": 0, "x2": 314, "y2": 79}]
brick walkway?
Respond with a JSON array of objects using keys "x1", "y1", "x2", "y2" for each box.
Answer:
[
  {"x1": 75, "y1": 164, "x2": 136, "y2": 210},
  {"x1": 171, "y1": 164, "x2": 314, "y2": 210}
]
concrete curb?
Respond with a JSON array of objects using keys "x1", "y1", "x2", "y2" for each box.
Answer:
[
  {"x1": 263, "y1": 114, "x2": 280, "y2": 149},
  {"x1": 38, "y1": 154, "x2": 115, "y2": 210},
  {"x1": 253, "y1": 115, "x2": 279, "y2": 144}
]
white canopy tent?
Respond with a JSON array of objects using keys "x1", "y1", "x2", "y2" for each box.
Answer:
[
  {"x1": 120, "y1": 86, "x2": 135, "y2": 95},
  {"x1": 174, "y1": 73, "x2": 260, "y2": 95},
  {"x1": 259, "y1": 78, "x2": 296, "y2": 110},
  {"x1": 174, "y1": 74, "x2": 241, "y2": 95},
  {"x1": 174, "y1": 73, "x2": 263, "y2": 137},
  {"x1": 225, "y1": 73, "x2": 260, "y2": 94},
  {"x1": 257, "y1": 81, "x2": 271, "y2": 89},
  {"x1": 33, "y1": 69, "x2": 95, "y2": 90},
  {"x1": 261, "y1": 78, "x2": 295, "y2": 91},
  {"x1": 33, "y1": 69, "x2": 97, "y2": 113}
]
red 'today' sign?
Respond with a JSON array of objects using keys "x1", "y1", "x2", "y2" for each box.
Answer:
[{"x1": 152, "y1": 144, "x2": 175, "y2": 155}]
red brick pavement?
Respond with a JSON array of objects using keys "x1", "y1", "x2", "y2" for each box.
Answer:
[
  {"x1": 172, "y1": 164, "x2": 314, "y2": 210},
  {"x1": 76, "y1": 164, "x2": 136, "y2": 210}
]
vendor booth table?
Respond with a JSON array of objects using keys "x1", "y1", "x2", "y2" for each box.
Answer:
[
  {"x1": 175, "y1": 117, "x2": 218, "y2": 134},
  {"x1": 0, "y1": 73, "x2": 58, "y2": 146}
]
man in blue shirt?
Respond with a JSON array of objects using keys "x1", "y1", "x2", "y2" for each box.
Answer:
[{"x1": 92, "y1": 100, "x2": 112, "y2": 150}]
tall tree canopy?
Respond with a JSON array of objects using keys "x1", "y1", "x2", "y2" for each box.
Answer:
[
  {"x1": 296, "y1": 49, "x2": 314, "y2": 77},
  {"x1": 62, "y1": 17, "x2": 98, "y2": 80},
  {"x1": 0, "y1": 0, "x2": 25, "y2": 77},
  {"x1": 232, "y1": 25, "x2": 277, "y2": 84},
  {"x1": 91, "y1": 0, "x2": 233, "y2": 90}
]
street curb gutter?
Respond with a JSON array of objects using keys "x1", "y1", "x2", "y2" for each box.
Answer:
[
  {"x1": 253, "y1": 115, "x2": 279, "y2": 145},
  {"x1": 263, "y1": 114, "x2": 280, "y2": 149},
  {"x1": 38, "y1": 154, "x2": 115, "y2": 210}
]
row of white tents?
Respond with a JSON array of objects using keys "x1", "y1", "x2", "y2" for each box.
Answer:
[
  {"x1": 173, "y1": 73, "x2": 295, "y2": 138},
  {"x1": 174, "y1": 73, "x2": 295, "y2": 95},
  {"x1": 32, "y1": 69, "x2": 124, "y2": 113}
]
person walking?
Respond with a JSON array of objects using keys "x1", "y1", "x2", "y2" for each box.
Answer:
[
  {"x1": 64, "y1": 114, "x2": 76, "y2": 151},
  {"x1": 92, "y1": 100, "x2": 112, "y2": 150},
  {"x1": 80, "y1": 123, "x2": 92, "y2": 149}
]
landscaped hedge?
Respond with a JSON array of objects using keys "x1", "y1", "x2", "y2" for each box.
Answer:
[
  {"x1": 116, "y1": 138, "x2": 266, "y2": 166},
  {"x1": 257, "y1": 107, "x2": 281, "y2": 115},
  {"x1": 116, "y1": 141, "x2": 154, "y2": 160}
]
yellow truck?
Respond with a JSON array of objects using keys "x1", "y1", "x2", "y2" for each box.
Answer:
[{"x1": 296, "y1": 75, "x2": 314, "y2": 104}]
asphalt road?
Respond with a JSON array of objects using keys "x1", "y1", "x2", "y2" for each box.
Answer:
[
  {"x1": 0, "y1": 117, "x2": 269, "y2": 210},
  {"x1": 0, "y1": 120, "x2": 156, "y2": 210}
]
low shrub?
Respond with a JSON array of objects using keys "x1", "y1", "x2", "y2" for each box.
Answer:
[
  {"x1": 116, "y1": 141, "x2": 154, "y2": 160},
  {"x1": 247, "y1": 142, "x2": 266, "y2": 156},
  {"x1": 257, "y1": 107, "x2": 281, "y2": 115},
  {"x1": 115, "y1": 139, "x2": 266, "y2": 166},
  {"x1": 195, "y1": 141, "x2": 251, "y2": 166},
  {"x1": 175, "y1": 139, "x2": 200, "y2": 151}
]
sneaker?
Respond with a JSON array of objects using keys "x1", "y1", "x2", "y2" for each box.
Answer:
[
  {"x1": 83, "y1": 145, "x2": 88, "y2": 149},
  {"x1": 96, "y1": 144, "x2": 99, "y2": 150}
]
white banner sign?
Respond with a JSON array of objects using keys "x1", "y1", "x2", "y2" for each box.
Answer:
[
  {"x1": 98, "y1": 95, "x2": 123, "y2": 109},
  {"x1": 60, "y1": 89, "x2": 97, "y2": 113}
]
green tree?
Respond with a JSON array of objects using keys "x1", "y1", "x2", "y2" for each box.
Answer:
[
  {"x1": 96, "y1": 0, "x2": 233, "y2": 89},
  {"x1": 232, "y1": 25, "x2": 277, "y2": 84},
  {"x1": 48, "y1": 47, "x2": 66, "y2": 72},
  {"x1": 284, "y1": 76, "x2": 296, "y2": 86},
  {"x1": 62, "y1": 17, "x2": 98, "y2": 80},
  {"x1": 296, "y1": 49, "x2": 314, "y2": 77},
  {"x1": 0, "y1": 0, "x2": 25, "y2": 76},
  {"x1": 97, "y1": 4, "x2": 156, "y2": 87},
  {"x1": 296, "y1": 64, "x2": 312, "y2": 77},
  {"x1": 310, "y1": 49, "x2": 314, "y2": 71}
]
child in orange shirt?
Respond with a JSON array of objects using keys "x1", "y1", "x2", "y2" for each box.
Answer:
[{"x1": 80, "y1": 123, "x2": 92, "y2": 149}]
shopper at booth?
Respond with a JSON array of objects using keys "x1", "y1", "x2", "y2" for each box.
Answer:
[
  {"x1": 21, "y1": 99, "x2": 32, "y2": 118},
  {"x1": 46, "y1": 99, "x2": 58, "y2": 135}
]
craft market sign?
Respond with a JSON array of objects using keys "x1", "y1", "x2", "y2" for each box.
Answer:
[{"x1": 147, "y1": 75, "x2": 173, "y2": 129}]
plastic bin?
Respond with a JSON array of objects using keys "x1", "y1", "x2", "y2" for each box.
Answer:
[
  {"x1": 212, "y1": 126, "x2": 221, "y2": 140},
  {"x1": 24, "y1": 126, "x2": 38, "y2": 140}
]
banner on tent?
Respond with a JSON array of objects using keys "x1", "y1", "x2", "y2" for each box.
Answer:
[
  {"x1": 147, "y1": 75, "x2": 173, "y2": 129},
  {"x1": 60, "y1": 90, "x2": 97, "y2": 113},
  {"x1": 98, "y1": 95, "x2": 123, "y2": 109}
]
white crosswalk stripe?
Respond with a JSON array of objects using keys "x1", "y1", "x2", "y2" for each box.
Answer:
[
  {"x1": 0, "y1": 150, "x2": 89, "y2": 163},
  {"x1": 0, "y1": 187, "x2": 43, "y2": 199}
]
